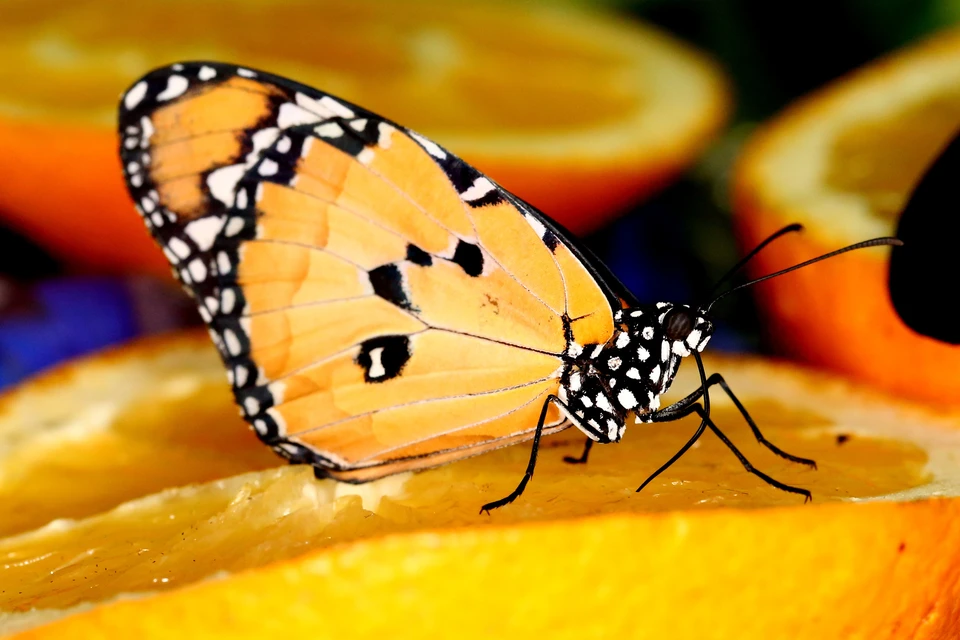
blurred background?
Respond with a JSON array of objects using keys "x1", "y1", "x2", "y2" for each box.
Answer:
[{"x1": 0, "y1": 0, "x2": 958, "y2": 397}]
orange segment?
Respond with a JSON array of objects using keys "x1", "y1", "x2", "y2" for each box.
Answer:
[
  {"x1": 1, "y1": 333, "x2": 960, "y2": 637},
  {"x1": 733, "y1": 27, "x2": 960, "y2": 405},
  {"x1": 0, "y1": 0, "x2": 729, "y2": 272}
]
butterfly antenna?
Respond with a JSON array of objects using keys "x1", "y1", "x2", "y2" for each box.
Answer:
[
  {"x1": 703, "y1": 236, "x2": 903, "y2": 313},
  {"x1": 705, "y1": 223, "x2": 804, "y2": 301}
]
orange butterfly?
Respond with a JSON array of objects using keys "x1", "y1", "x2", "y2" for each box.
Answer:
[{"x1": 118, "y1": 62, "x2": 899, "y2": 511}]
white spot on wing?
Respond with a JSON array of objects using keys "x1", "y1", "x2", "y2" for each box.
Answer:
[
  {"x1": 188, "y1": 258, "x2": 207, "y2": 282},
  {"x1": 378, "y1": 123, "x2": 395, "y2": 148},
  {"x1": 524, "y1": 213, "x2": 547, "y2": 239},
  {"x1": 319, "y1": 96, "x2": 355, "y2": 118},
  {"x1": 357, "y1": 148, "x2": 375, "y2": 165},
  {"x1": 224, "y1": 217, "x2": 246, "y2": 237},
  {"x1": 642, "y1": 326, "x2": 654, "y2": 340},
  {"x1": 224, "y1": 329, "x2": 242, "y2": 356},
  {"x1": 637, "y1": 347, "x2": 649, "y2": 362},
  {"x1": 615, "y1": 333, "x2": 630, "y2": 349},
  {"x1": 460, "y1": 177, "x2": 495, "y2": 202},
  {"x1": 258, "y1": 158, "x2": 279, "y2": 176},
  {"x1": 237, "y1": 68, "x2": 257, "y2": 78},
  {"x1": 315, "y1": 122, "x2": 344, "y2": 138},
  {"x1": 184, "y1": 216, "x2": 225, "y2": 251},
  {"x1": 277, "y1": 102, "x2": 321, "y2": 128},
  {"x1": 207, "y1": 164, "x2": 246, "y2": 206},
  {"x1": 409, "y1": 131, "x2": 446, "y2": 159},
  {"x1": 649, "y1": 365, "x2": 661, "y2": 383},
  {"x1": 198, "y1": 66, "x2": 217, "y2": 81},
  {"x1": 367, "y1": 347, "x2": 386, "y2": 378},
  {"x1": 217, "y1": 251, "x2": 232, "y2": 274},
  {"x1": 168, "y1": 237, "x2": 191, "y2": 259},
  {"x1": 140, "y1": 117, "x2": 155, "y2": 147},
  {"x1": 156, "y1": 75, "x2": 189, "y2": 101},
  {"x1": 221, "y1": 288, "x2": 237, "y2": 314},
  {"x1": 124, "y1": 81, "x2": 148, "y2": 110},
  {"x1": 626, "y1": 367, "x2": 641, "y2": 380}
]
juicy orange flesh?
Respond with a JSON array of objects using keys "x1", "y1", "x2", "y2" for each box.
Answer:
[
  {"x1": 827, "y1": 91, "x2": 960, "y2": 221},
  {"x1": 0, "y1": 0, "x2": 638, "y2": 132},
  {"x1": 0, "y1": 381, "x2": 278, "y2": 540},
  {"x1": 0, "y1": 398, "x2": 928, "y2": 613}
]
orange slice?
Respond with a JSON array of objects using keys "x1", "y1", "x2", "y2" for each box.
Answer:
[
  {"x1": 0, "y1": 0, "x2": 729, "y2": 273},
  {"x1": 733, "y1": 27, "x2": 960, "y2": 405},
  {"x1": 2, "y1": 332, "x2": 960, "y2": 638}
]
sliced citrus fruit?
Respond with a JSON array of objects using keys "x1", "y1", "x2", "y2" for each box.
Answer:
[
  {"x1": 733, "y1": 27, "x2": 960, "y2": 405},
  {"x1": 2, "y1": 332, "x2": 960, "y2": 638},
  {"x1": 0, "y1": 0, "x2": 729, "y2": 273}
]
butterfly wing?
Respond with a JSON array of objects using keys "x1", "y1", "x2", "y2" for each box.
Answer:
[{"x1": 118, "y1": 62, "x2": 617, "y2": 481}]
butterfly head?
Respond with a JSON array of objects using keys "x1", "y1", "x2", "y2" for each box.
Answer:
[
  {"x1": 614, "y1": 302, "x2": 714, "y2": 361},
  {"x1": 661, "y1": 304, "x2": 715, "y2": 356}
]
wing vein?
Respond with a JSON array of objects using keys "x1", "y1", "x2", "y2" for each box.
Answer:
[{"x1": 292, "y1": 373, "x2": 560, "y2": 438}]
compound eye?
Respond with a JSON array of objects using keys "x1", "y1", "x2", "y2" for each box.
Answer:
[{"x1": 664, "y1": 308, "x2": 694, "y2": 342}]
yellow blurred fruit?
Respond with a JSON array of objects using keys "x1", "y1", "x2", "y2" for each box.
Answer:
[
  {"x1": 2, "y1": 333, "x2": 960, "y2": 638},
  {"x1": 733, "y1": 27, "x2": 960, "y2": 405},
  {"x1": 0, "y1": 0, "x2": 729, "y2": 272}
]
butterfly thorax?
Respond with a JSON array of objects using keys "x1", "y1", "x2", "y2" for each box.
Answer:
[{"x1": 557, "y1": 302, "x2": 714, "y2": 444}]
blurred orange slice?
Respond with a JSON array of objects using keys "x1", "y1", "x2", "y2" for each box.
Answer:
[
  {"x1": 733, "y1": 27, "x2": 960, "y2": 405},
  {"x1": 0, "y1": 0, "x2": 729, "y2": 273},
  {"x1": 2, "y1": 332, "x2": 960, "y2": 638}
]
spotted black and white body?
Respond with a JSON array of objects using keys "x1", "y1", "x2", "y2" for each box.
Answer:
[{"x1": 557, "y1": 303, "x2": 713, "y2": 444}]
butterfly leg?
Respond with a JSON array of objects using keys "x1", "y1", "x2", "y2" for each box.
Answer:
[
  {"x1": 644, "y1": 400, "x2": 812, "y2": 501},
  {"x1": 654, "y1": 373, "x2": 815, "y2": 469},
  {"x1": 636, "y1": 408, "x2": 709, "y2": 494},
  {"x1": 709, "y1": 374, "x2": 816, "y2": 469},
  {"x1": 481, "y1": 394, "x2": 591, "y2": 513},
  {"x1": 563, "y1": 438, "x2": 593, "y2": 465},
  {"x1": 694, "y1": 404, "x2": 812, "y2": 502},
  {"x1": 636, "y1": 350, "x2": 711, "y2": 494}
]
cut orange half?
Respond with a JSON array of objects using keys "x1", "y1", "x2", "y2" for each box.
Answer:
[
  {"x1": 0, "y1": 0, "x2": 729, "y2": 273},
  {"x1": 2, "y1": 332, "x2": 960, "y2": 638},
  {"x1": 733, "y1": 27, "x2": 960, "y2": 406}
]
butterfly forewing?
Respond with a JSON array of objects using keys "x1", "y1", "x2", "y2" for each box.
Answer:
[{"x1": 118, "y1": 61, "x2": 617, "y2": 480}]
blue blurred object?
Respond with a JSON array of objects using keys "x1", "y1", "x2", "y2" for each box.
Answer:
[{"x1": 0, "y1": 276, "x2": 195, "y2": 389}]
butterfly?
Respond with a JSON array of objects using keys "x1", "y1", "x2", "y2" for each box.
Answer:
[{"x1": 118, "y1": 62, "x2": 900, "y2": 512}]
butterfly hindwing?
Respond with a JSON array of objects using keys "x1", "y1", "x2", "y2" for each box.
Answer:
[{"x1": 119, "y1": 61, "x2": 617, "y2": 480}]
